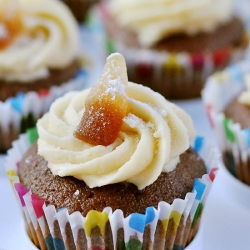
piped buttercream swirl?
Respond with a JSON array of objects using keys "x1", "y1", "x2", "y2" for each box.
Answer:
[
  {"x1": 37, "y1": 82, "x2": 196, "y2": 189},
  {"x1": 0, "y1": 0, "x2": 79, "y2": 82}
]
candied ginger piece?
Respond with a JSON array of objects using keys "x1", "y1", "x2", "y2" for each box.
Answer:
[
  {"x1": 74, "y1": 53, "x2": 129, "y2": 146},
  {"x1": 0, "y1": 0, "x2": 23, "y2": 50}
]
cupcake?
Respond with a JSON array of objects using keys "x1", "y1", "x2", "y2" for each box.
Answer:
[
  {"x1": 100, "y1": 0, "x2": 249, "y2": 99},
  {"x1": 0, "y1": 0, "x2": 88, "y2": 152},
  {"x1": 202, "y1": 60, "x2": 250, "y2": 186},
  {"x1": 60, "y1": 0, "x2": 100, "y2": 23},
  {"x1": 6, "y1": 53, "x2": 218, "y2": 249}
]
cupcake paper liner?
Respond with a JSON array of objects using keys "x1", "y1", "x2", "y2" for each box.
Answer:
[
  {"x1": 105, "y1": 39, "x2": 249, "y2": 100},
  {"x1": 202, "y1": 60, "x2": 250, "y2": 185},
  {"x1": 0, "y1": 68, "x2": 88, "y2": 152},
  {"x1": 5, "y1": 131, "x2": 218, "y2": 250}
]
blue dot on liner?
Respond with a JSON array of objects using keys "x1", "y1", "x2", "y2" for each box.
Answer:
[
  {"x1": 9, "y1": 92, "x2": 24, "y2": 114},
  {"x1": 173, "y1": 245, "x2": 184, "y2": 250},
  {"x1": 193, "y1": 136, "x2": 204, "y2": 153},
  {"x1": 228, "y1": 64, "x2": 242, "y2": 82},
  {"x1": 243, "y1": 129, "x2": 250, "y2": 148},
  {"x1": 45, "y1": 234, "x2": 54, "y2": 250},
  {"x1": 75, "y1": 69, "x2": 87, "y2": 79},
  {"x1": 192, "y1": 179, "x2": 206, "y2": 201},
  {"x1": 145, "y1": 207, "x2": 155, "y2": 224},
  {"x1": 57, "y1": 208, "x2": 66, "y2": 213},
  {"x1": 129, "y1": 213, "x2": 146, "y2": 233},
  {"x1": 53, "y1": 238, "x2": 66, "y2": 250}
]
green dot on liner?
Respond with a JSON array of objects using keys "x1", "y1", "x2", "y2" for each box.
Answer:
[
  {"x1": 27, "y1": 126, "x2": 39, "y2": 144},
  {"x1": 125, "y1": 238, "x2": 142, "y2": 250},
  {"x1": 223, "y1": 118, "x2": 235, "y2": 143}
]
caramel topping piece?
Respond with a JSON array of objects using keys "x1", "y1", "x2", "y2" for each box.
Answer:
[
  {"x1": 0, "y1": 0, "x2": 23, "y2": 50},
  {"x1": 74, "y1": 53, "x2": 129, "y2": 146}
]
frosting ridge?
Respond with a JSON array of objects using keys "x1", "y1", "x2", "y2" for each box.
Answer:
[{"x1": 37, "y1": 82, "x2": 196, "y2": 189}]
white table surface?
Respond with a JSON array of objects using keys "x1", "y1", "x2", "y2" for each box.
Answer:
[{"x1": 1, "y1": 3, "x2": 250, "y2": 248}]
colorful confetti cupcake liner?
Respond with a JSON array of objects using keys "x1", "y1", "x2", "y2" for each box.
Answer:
[
  {"x1": 5, "y1": 132, "x2": 218, "y2": 250},
  {"x1": 105, "y1": 39, "x2": 248, "y2": 100},
  {"x1": 202, "y1": 60, "x2": 250, "y2": 185},
  {"x1": 0, "y1": 68, "x2": 88, "y2": 152}
]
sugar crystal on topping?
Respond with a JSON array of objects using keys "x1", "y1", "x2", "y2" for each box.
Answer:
[{"x1": 74, "y1": 53, "x2": 129, "y2": 146}]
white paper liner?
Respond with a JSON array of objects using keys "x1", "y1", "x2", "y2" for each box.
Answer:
[
  {"x1": 5, "y1": 133, "x2": 218, "y2": 250},
  {"x1": 202, "y1": 60, "x2": 250, "y2": 185},
  {"x1": 106, "y1": 36, "x2": 248, "y2": 100},
  {"x1": 115, "y1": 43, "x2": 247, "y2": 84}
]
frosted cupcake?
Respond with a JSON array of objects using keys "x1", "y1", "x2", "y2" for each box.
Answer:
[
  {"x1": 100, "y1": 0, "x2": 249, "y2": 99},
  {"x1": 203, "y1": 60, "x2": 250, "y2": 186},
  {"x1": 6, "y1": 53, "x2": 218, "y2": 249},
  {"x1": 0, "y1": 0, "x2": 88, "y2": 151}
]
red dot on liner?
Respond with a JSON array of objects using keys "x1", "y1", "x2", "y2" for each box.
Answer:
[{"x1": 38, "y1": 89, "x2": 50, "y2": 97}]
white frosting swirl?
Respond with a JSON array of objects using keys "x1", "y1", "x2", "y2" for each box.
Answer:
[
  {"x1": 108, "y1": 0, "x2": 233, "y2": 47},
  {"x1": 37, "y1": 82, "x2": 196, "y2": 189},
  {"x1": 0, "y1": 0, "x2": 80, "y2": 82}
]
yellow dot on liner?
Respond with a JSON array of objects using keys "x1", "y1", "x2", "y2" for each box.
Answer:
[
  {"x1": 162, "y1": 218, "x2": 169, "y2": 233},
  {"x1": 164, "y1": 54, "x2": 181, "y2": 70},
  {"x1": 7, "y1": 169, "x2": 16, "y2": 177},
  {"x1": 84, "y1": 210, "x2": 109, "y2": 237},
  {"x1": 170, "y1": 210, "x2": 182, "y2": 230},
  {"x1": 6, "y1": 170, "x2": 18, "y2": 191},
  {"x1": 162, "y1": 210, "x2": 182, "y2": 233}
]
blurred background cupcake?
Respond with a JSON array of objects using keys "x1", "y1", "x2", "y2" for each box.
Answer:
[
  {"x1": 5, "y1": 53, "x2": 218, "y2": 249},
  {"x1": 100, "y1": 0, "x2": 249, "y2": 100},
  {"x1": 0, "y1": 0, "x2": 89, "y2": 152},
  {"x1": 202, "y1": 60, "x2": 250, "y2": 186},
  {"x1": 60, "y1": 0, "x2": 100, "y2": 23}
]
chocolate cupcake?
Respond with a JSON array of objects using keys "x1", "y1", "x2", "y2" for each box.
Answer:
[
  {"x1": 60, "y1": 0, "x2": 99, "y2": 22},
  {"x1": 203, "y1": 60, "x2": 250, "y2": 186},
  {"x1": 0, "y1": 0, "x2": 88, "y2": 152},
  {"x1": 100, "y1": 0, "x2": 249, "y2": 99},
  {"x1": 6, "y1": 53, "x2": 218, "y2": 249}
]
